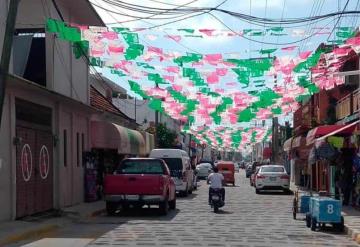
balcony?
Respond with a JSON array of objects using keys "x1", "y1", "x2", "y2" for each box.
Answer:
[{"x1": 336, "y1": 89, "x2": 360, "y2": 121}]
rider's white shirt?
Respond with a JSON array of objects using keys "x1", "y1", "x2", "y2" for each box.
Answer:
[{"x1": 208, "y1": 173, "x2": 224, "y2": 189}]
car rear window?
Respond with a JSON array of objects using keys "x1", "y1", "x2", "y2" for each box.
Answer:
[
  {"x1": 161, "y1": 158, "x2": 183, "y2": 171},
  {"x1": 261, "y1": 166, "x2": 285, "y2": 173},
  {"x1": 118, "y1": 160, "x2": 164, "y2": 174}
]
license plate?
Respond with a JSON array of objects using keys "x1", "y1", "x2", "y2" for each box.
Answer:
[
  {"x1": 269, "y1": 177, "x2": 276, "y2": 181},
  {"x1": 212, "y1": 195, "x2": 220, "y2": 200},
  {"x1": 126, "y1": 195, "x2": 139, "y2": 200}
]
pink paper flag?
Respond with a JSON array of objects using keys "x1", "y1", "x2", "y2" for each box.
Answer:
[
  {"x1": 108, "y1": 46, "x2": 124, "y2": 53},
  {"x1": 172, "y1": 84, "x2": 183, "y2": 92},
  {"x1": 165, "y1": 35, "x2": 181, "y2": 42},
  {"x1": 206, "y1": 73, "x2": 219, "y2": 84},
  {"x1": 216, "y1": 68, "x2": 228, "y2": 76},
  {"x1": 199, "y1": 29, "x2": 215, "y2": 36},
  {"x1": 299, "y1": 51, "x2": 312, "y2": 59},
  {"x1": 163, "y1": 75, "x2": 175, "y2": 83},
  {"x1": 281, "y1": 46, "x2": 298, "y2": 51},
  {"x1": 148, "y1": 46, "x2": 163, "y2": 55},
  {"x1": 102, "y1": 32, "x2": 118, "y2": 40},
  {"x1": 165, "y1": 66, "x2": 180, "y2": 73}
]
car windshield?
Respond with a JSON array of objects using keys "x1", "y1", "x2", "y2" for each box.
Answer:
[
  {"x1": 117, "y1": 160, "x2": 164, "y2": 174},
  {"x1": 260, "y1": 166, "x2": 285, "y2": 173}
]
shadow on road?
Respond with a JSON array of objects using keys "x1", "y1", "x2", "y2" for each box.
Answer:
[
  {"x1": 215, "y1": 210, "x2": 233, "y2": 215},
  {"x1": 106, "y1": 207, "x2": 179, "y2": 221}
]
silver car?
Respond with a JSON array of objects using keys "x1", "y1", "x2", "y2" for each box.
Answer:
[
  {"x1": 195, "y1": 163, "x2": 213, "y2": 179},
  {"x1": 254, "y1": 165, "x2": 290, "y2": 194}
]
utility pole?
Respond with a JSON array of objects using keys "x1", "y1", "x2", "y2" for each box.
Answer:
[
  {"x1": 0, "y1": 0, "x2": 21, "y2": 128},
  {"x1": 154, "y1": 110, "x2": 158, "y2": 147},
  {"x1": 134, "y1": 97, "x2": 137, "y2": 124}
]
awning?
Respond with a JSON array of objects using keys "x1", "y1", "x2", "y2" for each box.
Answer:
[
  {"x1": 91, "y1": 121, "x2": 145, "y2": 154},
  {"x1": 283, "y1": 137, "x2": 294, "y2": 152},
  {"x1": 283, "y1": 136, "x2": 305, "y2": 151},
  {"x1": 141, "y1": 131, "x2": 155, "y2": 155},
  {"x1": 306, "y1": 122, "x2": 358, "y2": 145}
]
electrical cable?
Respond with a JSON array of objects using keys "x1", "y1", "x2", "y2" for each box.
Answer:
[
  {"x1": 207, "y1": 11, "x2": 335, "y2": 46},
  {"x1": 327, "y1": 0, "x2": 350, "y2": 41}
]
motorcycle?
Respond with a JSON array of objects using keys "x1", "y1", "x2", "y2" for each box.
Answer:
[{"x1": 210, "y1": 188, "x2": 225, "y2": 213}]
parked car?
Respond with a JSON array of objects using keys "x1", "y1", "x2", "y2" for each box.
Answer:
[
  {"x1": 198, "y1": 159, "x2": 215, "y2": 168},
  {"x1": 254, "y1": 165, "x2": 290, "y2": 194},
  {"x1": 250, "y1": 167, "x2": 260, "y2": 186},
  {"x1": 149, "y1": 149, "x2": 194, "y2": 196},
  {"x1": 104, "y1": 158, "x2": 176, "y2": 215},
  {"x1": 196, "y1": 163, "x2": 213, "y2": 179}
]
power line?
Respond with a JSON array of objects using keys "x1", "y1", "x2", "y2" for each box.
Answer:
[{"x1": 327, "y1": 0, "x2": 350, "y2": 41}]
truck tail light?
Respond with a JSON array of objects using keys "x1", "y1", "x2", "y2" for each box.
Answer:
[
  {"x1": 256, "y1": 175, "x2": 265, "y2": 179},
  {"x1": 281, "y1": 175, "x2": 290, "y2": 180}
]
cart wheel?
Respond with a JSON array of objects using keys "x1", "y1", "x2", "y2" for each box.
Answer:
[
  {"x1": 306, "y1": 213, "x2": 311, "y2": 228},
  {"x1": 333, "y1": 216, "x2": 344, "y2": 232},
  {"x1": 311, "y1": 217, "x2": 317, "y2": 231}
]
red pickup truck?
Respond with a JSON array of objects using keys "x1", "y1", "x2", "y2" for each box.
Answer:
[{"x1": 104, "y1": 158, "x2": 176, "y2": 215}]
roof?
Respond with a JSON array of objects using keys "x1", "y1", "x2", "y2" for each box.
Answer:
[{"x1": 90, "y1": 85, "x2": 133, "y2": 120}]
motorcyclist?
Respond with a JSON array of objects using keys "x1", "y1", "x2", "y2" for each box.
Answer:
[{"x1": 207, "y1": 167, "x2": 225, "y2": 204}]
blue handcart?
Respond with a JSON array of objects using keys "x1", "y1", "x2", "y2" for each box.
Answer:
[
  {"x1": 292, "y1": 189, "x2": 311, "y2": 219},
  {"x1": 305, "y1": 197, "x2": 344, "y2": 232}
]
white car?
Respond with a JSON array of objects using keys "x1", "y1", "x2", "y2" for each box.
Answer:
[
  {"x1": 195, "y1": 163, "x2": 213, "y2": 179},
  {"x1": 254, "y1": 165, "x2": 290, "y2": 194}
]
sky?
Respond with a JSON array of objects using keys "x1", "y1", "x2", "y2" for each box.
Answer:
[{"x1": 89, "y1": 0, "x2": 360, "y2": 127}]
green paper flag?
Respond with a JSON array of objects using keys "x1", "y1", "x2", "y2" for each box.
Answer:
[
  {"x1": 238, "y1": 108, "x2": 255, "y2": 122},
  {"x1": 128, "y1": 80, "x2": 149, "y2": 99},
  {"x1": 124, "y1": 43, "x2": 144, "y2": 60},
  {"x1": 148, "y1": 99, "x2": 163, "y2": 112}
]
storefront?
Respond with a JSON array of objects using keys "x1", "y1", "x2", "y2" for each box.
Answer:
[
  {"x1": 84, "y1": 121, "x2": 146, "y2": 201},
  {"x1": 306, "y1": 122, "x2": 358, "y2": 199}
]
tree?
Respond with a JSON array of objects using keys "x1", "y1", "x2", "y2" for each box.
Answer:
[{"x1": 157, "y1": 123, "x2": 177, "y2": 148}]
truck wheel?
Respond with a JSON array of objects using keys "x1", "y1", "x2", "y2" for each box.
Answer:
[
  {"x1": 169, "y1": 195, "x2": 176, "y2": 210},
  {"x1": 311, "y1": 217, "x2": 317, "y2": 231},
  {"x1": 255, "y1": 188, "x2": 260, "y2": 194},
  {"x1": 159, "y1": 198, "x2": 169, "y2": 215},
  {"x1": 106, "y1": 202, "x2": 117, "y2": 216}
]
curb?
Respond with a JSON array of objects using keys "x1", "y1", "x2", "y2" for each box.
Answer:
[
  {"x1": 89, "y1": 208, "x2": 106, "y2": 217},
  {"x1": 0, "y1": 224, "x2": 59, "y2": 246},
  {"x1": 345, "y1": 224, "x2": 360, "y2": 244}
]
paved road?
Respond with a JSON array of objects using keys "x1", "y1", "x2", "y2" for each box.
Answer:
[{"x1": 21, "y1": 171, "x2": 358, "y2": 247}]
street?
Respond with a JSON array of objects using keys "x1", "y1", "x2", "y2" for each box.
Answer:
[{"x1": 16, "y1": 171, "x2": 357, "y2": 247}]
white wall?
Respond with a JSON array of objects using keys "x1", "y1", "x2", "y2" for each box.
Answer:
[{"x1": 113, "y1": 98, "x2": 181, "y2": 133}]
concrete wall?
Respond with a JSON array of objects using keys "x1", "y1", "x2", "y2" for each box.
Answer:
[{"x1": 113, "y1": 98, "x2": 181, "y2": 133}]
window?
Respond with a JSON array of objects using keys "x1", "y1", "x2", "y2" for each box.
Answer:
[
  {"x1": 76, "y1": 132, "x2": 80, "y2": 167},
  {"x1": 260, "y1": 166, "x2": 285, "y2": 173},
  {"x1": 117, "y1": 160, "x2": 164, "y2": 174},
  {"x1": 14, "y1": 29, "x2": 46, "y2": 87},
  {"x1": 81, "y1": 133, "x2": 85, "y2": 167},
  {"x1": 63, "y1": 129, "x2": 67, "y2": 167}
]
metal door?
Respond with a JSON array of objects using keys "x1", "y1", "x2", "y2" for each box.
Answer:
[
  {"x1": 16, "y1": 127, "x2": 53, "y2": 218},
  {"x1": 16, "y1": 127, "x2": 36, "y2": 218}
]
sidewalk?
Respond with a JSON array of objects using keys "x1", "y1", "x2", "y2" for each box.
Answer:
[
  {"x1": 0, "y1": 200, "x2": 105, "y2": 246},
  {"x1": 343, "y1": 206, "x2": 360, "y2": 244}
]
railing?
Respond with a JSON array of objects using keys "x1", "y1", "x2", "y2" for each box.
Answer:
[
  {"x1": 353, "y1": 89, "x2": 360, "y2": 113},
  {"x1": 336, "y1": 94, "x2": 351, "y2": 120}
]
